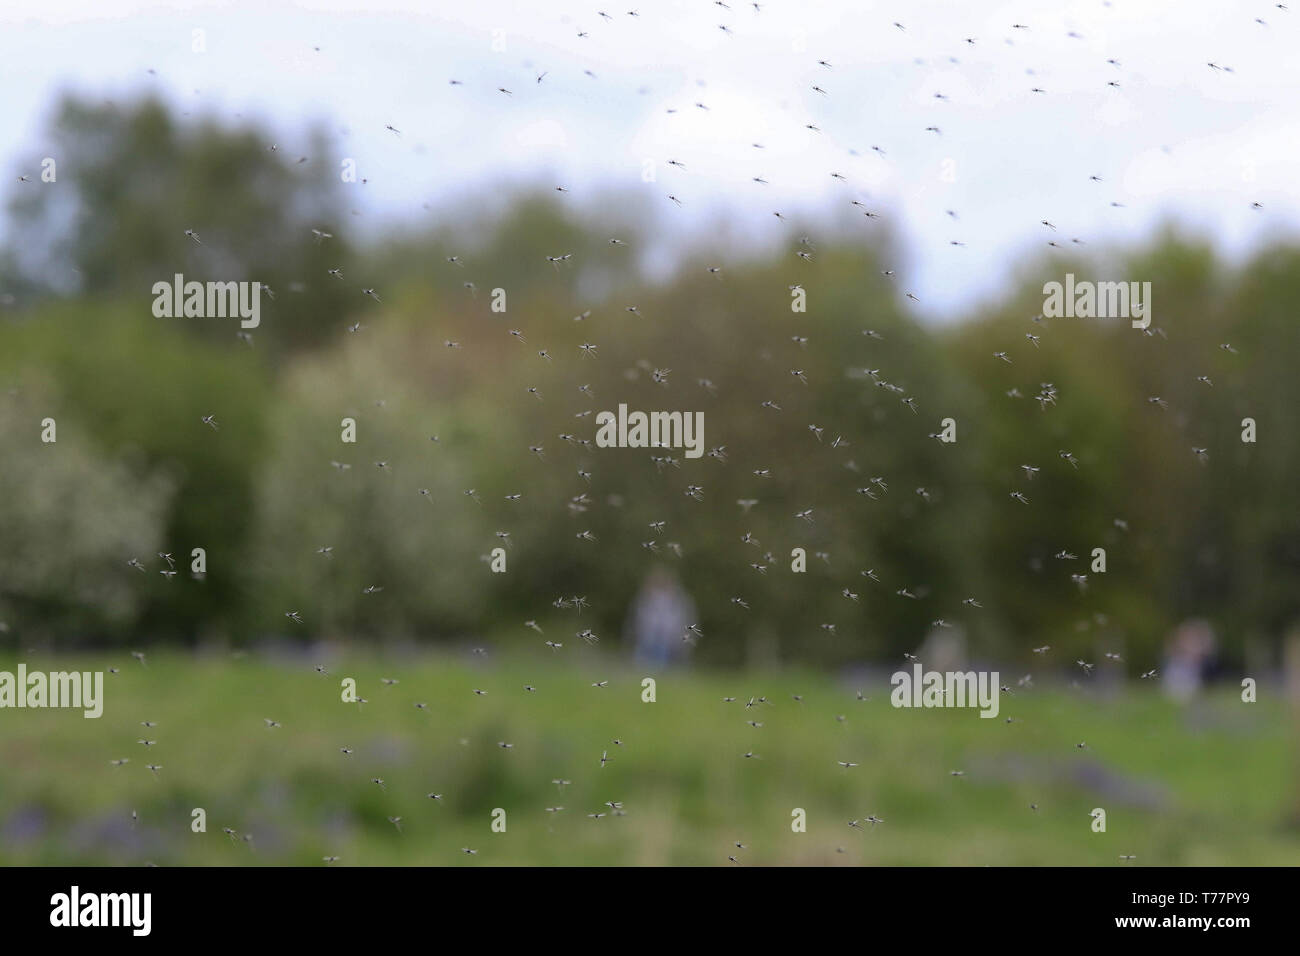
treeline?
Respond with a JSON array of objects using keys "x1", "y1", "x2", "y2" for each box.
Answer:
[{"x1": 1, "y1": 95, "x2": 1296, "y2": 669}]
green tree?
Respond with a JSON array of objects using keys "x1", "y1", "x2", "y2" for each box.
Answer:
[{"x1": 5, "y1": 94, "x2": 355, "y2": 352}]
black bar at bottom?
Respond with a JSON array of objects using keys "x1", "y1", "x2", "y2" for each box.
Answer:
[{"x1": 0, "y1": 865, "x2": 1281, "y2": 941}]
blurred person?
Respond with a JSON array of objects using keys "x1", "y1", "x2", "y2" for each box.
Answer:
[
  {"x1": 626, "y1": 567, "x2": 696, "y2": 668},
  {"x1": 1162, "y1": 618, "x2": 1218, "y2": 701},
  {"x1": 1286, "y1": 623, "x2": 1300, "y2": 828},
  {"x1": 917, "y1": 626, "x2": 967, "y2": 673}
]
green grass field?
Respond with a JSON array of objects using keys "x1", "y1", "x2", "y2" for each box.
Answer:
[{"x1": 2, "y1": 650, "x2": 1297, "y2": 865}]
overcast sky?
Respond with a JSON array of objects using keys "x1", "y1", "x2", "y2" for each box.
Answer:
[{"x1": 2, "y1": 0, "x2": 1297, "y2": 319}]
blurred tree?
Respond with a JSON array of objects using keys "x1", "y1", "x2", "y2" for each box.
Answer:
[
  {"x1": 3, "y1": 94, "x2": 355, "y2": 352},
  {"x1": 0, "y1": 303, "x2": 272, "y2": 643},
  {"x1": 0, "y1": 384, "x2": 174, "y2": 644}
]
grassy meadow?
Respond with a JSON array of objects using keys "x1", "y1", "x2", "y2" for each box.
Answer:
[{"x1": 1, "y1": 649, "x2": 1296, "y2": 866}]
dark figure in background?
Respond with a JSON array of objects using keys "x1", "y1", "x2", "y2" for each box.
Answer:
[{"x1": 627, "y1": 567, "x2": 696, "y2": 668}]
